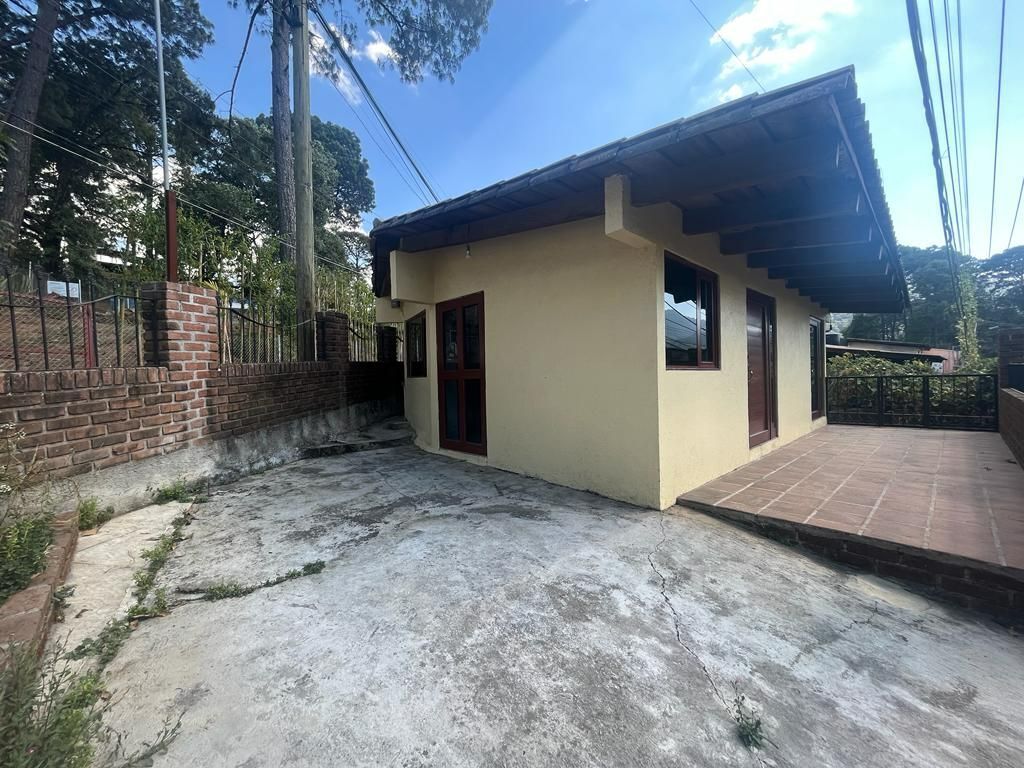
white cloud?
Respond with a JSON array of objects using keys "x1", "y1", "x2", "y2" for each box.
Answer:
[
  {"x1": 712, "y1": 0, "x2": 858, "y2": 82},
  {"x1": 363, "y1": 30, "x2": 397, "y2": 65},
  {"x1": 717, "y1": 83, "x2": 746, "y2": 103},
  {"x1": 310, "y1": 24, "x2": 362, "y2": 102}
]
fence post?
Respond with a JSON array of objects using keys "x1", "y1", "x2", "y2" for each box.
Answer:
[
  {"x1": 315, "y1": 311, "x2": 349, "y2": 363},
  {"x1": 876, "y1": 376, "x2": 884, "y2": 427},
  {"x1": 922, "y1": 375, "x2": 931, "y2": 428}
]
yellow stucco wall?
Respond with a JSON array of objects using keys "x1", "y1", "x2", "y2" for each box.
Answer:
[
  {"x1": 382, "y1": 206, "x2": 826, "y2": 510},
  {"x1": 383, "y1": 218, "x2": 663, "y2": 507},
  {"x1": 630, "y1": 205, "x2": 828, "y2": 509}
]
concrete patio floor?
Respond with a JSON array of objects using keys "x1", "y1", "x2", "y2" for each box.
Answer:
[
  {"x1": 681, "y1": 425, "x2": 1024, "y2": 569},
  {"x1": 82, "y1": 446, "x2": 1023, "y2": 767}
]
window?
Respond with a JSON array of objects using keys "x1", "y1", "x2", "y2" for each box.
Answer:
[
  {"x1": 665, "y1": 253, "x2": 719, "y2": 368},
  {"x1": 406, "y1": 311, "x2": 427, "y2": 378},
  {"x1": 809, "y1": 316, "x2": 824, "y2": 418}
]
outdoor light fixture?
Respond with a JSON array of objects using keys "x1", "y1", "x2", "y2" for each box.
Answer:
[
  {"x1": 391, "y1": 299, "x2": 401, "y2": 308},
  {"x1": 466, "y1": 244, "x2": 472, "y2": 259}
]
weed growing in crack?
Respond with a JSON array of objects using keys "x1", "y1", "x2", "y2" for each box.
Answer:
[
  {"x1": 77, "y1": 497, "x2": 115, "y2": 531},
  {"x1": 733, "y1": 691, "x2": 777, "y2": 751},
  {"x1": 131, "y1": 509, "x2": 194, "y2": 611},
  {"x1": 69, "y1": 619, "x2": 133, "y2": 673},
  {"x1": 153, "y1": 480, "x2": 193, "y2": 504},
  {"x1": 186, "y1": 560, "x2": 326, "y2": 601},
  {"x1": 52, "y1": 584, "x2": 76, "y2": 622}
]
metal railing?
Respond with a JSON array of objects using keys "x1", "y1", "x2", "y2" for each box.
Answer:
[
  {"x1": 826, "y1": 374, "x2": 999, "y2": 431},
  {"x1": 216, "y1": 298, "x2": 305, "y2": 364},
  {"x1": 0, "y1": 269, "x2": 152, "y2": 371},
  {"x1": 349, "y1": 319, "x2": 403, "y2": 363}
]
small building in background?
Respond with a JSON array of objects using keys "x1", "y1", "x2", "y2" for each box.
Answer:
[{"x1": 826, "y1": 334, "x2": 958, "y2": 373}]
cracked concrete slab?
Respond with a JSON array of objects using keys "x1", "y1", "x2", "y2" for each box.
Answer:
[{"x1": 89, "y1": 446, "x2": 1024, "y2": 767}]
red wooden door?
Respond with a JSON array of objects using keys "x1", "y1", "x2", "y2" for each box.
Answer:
[
  {"x1": 747, "y1": 290, "x2": 777, "y2": 448},
  {"x1": 436, "y1": 292, "x2": 486, "y2": 455}
]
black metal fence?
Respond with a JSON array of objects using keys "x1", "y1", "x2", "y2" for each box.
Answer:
[
  {"x1": 826, "y1": 374, "x2": 999, "y2": 431},
  {"x1": 349, "y1": 319, "x2": 403, "y2": 363},
  {"x1": 0, "y1": 269, "x2": 152, "y2": 371},
  {"x1": 216, "y1": 298, "x2": 305, "y2": 364}
]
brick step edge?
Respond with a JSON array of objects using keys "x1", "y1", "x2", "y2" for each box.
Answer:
[
  {"x1": 302, "y1": 434, "x2": 414, "y2": 458},
  {"x1": 679, "y1": 499, "x2": 1024, "y2": 629},
  {"x1": 0, "y1": 510, "x2": 79, "y2": 655}
]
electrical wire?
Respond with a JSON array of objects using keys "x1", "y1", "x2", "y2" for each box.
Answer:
[
  {"x1": 319, "y1": 63, "x2": 431, "y2": 208},
  {"x1": 312, "y1": 5, "x2": 440, "y2": 203},
  {"x1": 986, "y1": 0, "x2": 1006, "y2": 259},
  {"x1": 905, "y1": 0, "x2": 964, "y2": 316},
  {"x1": 0, "y1": 116, "x2": 365, "y2": 279},
  {"x1": 926, "y1": 0, "x2": 965, "y2": 260},
  {"x1": 1007, "y1": 176, "x2": 1024, "y2": 251},
  {"x1": 955, "y1": 0, "x2": 971, "y2": 258},
  {"x1": 685, "y1": 0, "x2": 765, "y2": 93}
]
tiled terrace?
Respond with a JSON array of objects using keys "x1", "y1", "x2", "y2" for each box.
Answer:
[{"x1": 680, "y1": 425, "x2": 1024, "y2": 570}]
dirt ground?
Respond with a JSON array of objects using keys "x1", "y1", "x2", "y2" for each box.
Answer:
[{"x1": 64, "y1": 445, "x2": 1024, "y2": 767}]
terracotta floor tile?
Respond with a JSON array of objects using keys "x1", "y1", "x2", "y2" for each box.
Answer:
[{"x1": 678, "y1": 425, "x2": 1024, "y2": 570}]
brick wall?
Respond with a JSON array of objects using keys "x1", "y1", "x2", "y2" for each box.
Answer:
[
  {"x1": 0, "y1": 283, "x2": 404, "y2": 482},
  {"x1": 998, "y1": 328, "x2": 1024, "y2": 467},
  {"x1": 998, "y1": 327, "x2": 1024, "y2": 388},
  {"x1": 1001, "y1": 388, "x2": 1024, "y2": 467}
]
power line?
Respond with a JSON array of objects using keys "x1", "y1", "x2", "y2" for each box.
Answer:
[
  {"x1": 685, "y1": 0, "x2": 765, "y2": 93},
  {"x1": 987, "y1": 0, "x2": 1006, "y2": 259},
  {"x1": 926, "y1": 0, "x2": 965, "y2": 259},
  {"x1": 905, "y1": 0, "x2": 964, "y2": 316},
  {"x1": 315, "y1": 55, "x2": 431, "y2": 208},
  {"x1": 1008, "y1": 176, "x2": 1024, "y2": 250},
  {"x1": 955, "y1": 0, "x2": 971, "y2": 258},
  {"x1": 312, "y1": 6, "x2": 440, "y2": 204}
]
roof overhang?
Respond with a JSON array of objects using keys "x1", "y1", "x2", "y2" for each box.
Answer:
[{"x1": 370, "y1": 66, "x2": 907, "y2": 314}]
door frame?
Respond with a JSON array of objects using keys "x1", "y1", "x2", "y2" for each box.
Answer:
[
  {"x1": 435, "y1": 291, "x2": 487, "y2": 455},
  {"x1": 747, "y1": 289, "x2": 778, "y2": 448}
]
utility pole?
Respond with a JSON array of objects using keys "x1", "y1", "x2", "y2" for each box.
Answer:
[
  {"x1": 291, "y1": 0, "x2": 316, "y2": 360},
  {"x1": 153, "y1": 0, "x2": 177, "y2": 281}
]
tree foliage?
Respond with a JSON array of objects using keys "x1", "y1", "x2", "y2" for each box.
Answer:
[{"x1": 843, "y1": 244, "x2": 1023, "y2": 364}]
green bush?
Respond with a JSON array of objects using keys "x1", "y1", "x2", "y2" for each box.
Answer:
[
  {"x1": 76, "y1": 499, "x2": 114, "y2": 532},
  {"x1": 153, "y1": 480, "x2": 191, "y2": 504},
  {"x1": 0, "y1": 515, "x2": 53, "y2": 605},
  {"x1": 0, "y1": 643, "x2": 105, "y2": 768}
]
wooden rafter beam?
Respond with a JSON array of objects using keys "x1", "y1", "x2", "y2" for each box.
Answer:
[
  {"x1": 788, "y1": 273, "x2": 894, "y2": 291},
  {"x1": 767, "y1": 260, "x2": 890, "y2": 281},
  {"x1": 822, "y1": 302, "x2": 905, "y2": 313},
  {"x1": 747, "y1": 244, "x2": 883, "y2": 270},
  {"x1": 682, "y1": 182, "x2": 862, "y2": 235},
  {"x1": 397, "y1": 187, "x2": 604, "y2": 252},
  {"x1": 720, "y1": 215, "x2": 873, "y2": 255},
  {"x1": 630, "y1": 133, "x2": 843, "y2": 206}
]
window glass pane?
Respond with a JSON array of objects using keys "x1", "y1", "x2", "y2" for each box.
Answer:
[
  {"x1": 444, "y1": 379, "x2": 460, "y2": 440},
  {"x1": 665, "y1": 258, "x2": 698, "y2": 366},
  {"x1": 442, "y1": 309, "x2": 458, "y2": 370},
  {"x1": 810, "y1": 320, "x2": 821, "y2": 413},
  {"x1": 463, "y1": 304, "x2": 480, "y2": 370},
  {"x1": 699, "y1": 279, "x2": 715, "y2": 364},
  {"x1": 465, "y1": 379, "x2": 482, "y2": 444},
  {"x1": 406, "y1": 314, "x2": 426, "y2": 377}
]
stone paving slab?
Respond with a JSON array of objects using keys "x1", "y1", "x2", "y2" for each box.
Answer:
[{"x1": 83, "y1": 446, "x2": 1024, "y2": 768}]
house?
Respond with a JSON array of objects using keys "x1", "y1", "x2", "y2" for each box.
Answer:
[
  {"x1": 827, "y1": 336, "x2": 957, "y2": 373},
  {"x1": 371, "y1": 67, "x2": 908, "y2": 509}
]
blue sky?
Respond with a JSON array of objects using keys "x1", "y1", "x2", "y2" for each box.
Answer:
[{"x1": 187, "y1": 0, "x2": 1023, "y2": 255}]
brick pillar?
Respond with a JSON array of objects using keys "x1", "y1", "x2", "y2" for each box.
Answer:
[
  {"x1": 376, "y1": 324, "x2": 398, "y2": 362},
  {"x1": 316, "y1": 311, "x2": 349, "y2": 363},
  {"x1": 998, "y1": 328, "x2": 1024, "y2": 388},
  {"x1": 141, "y1": 282, "x2": 220, "y2": 448}
]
